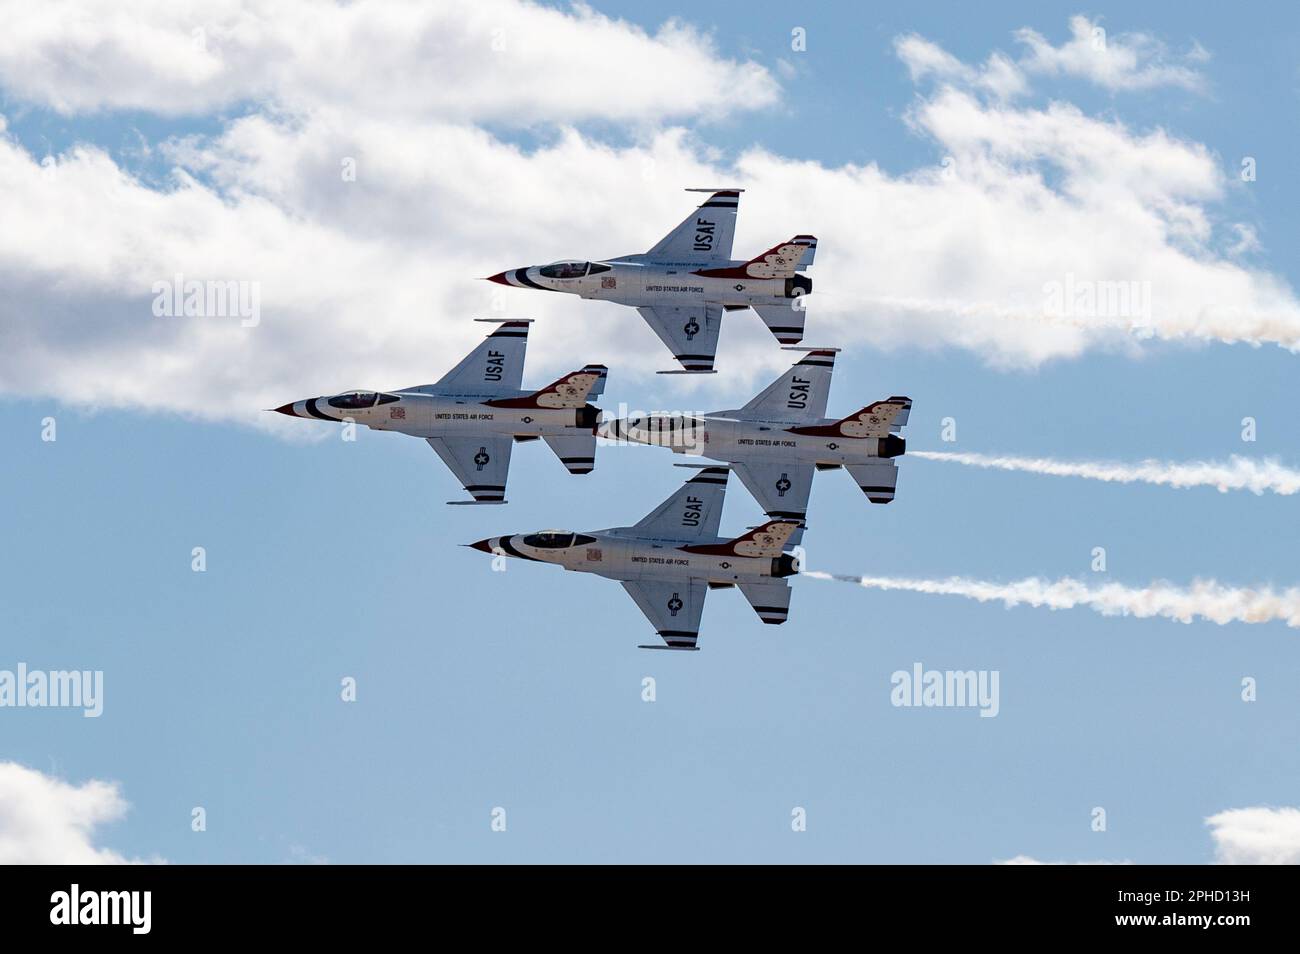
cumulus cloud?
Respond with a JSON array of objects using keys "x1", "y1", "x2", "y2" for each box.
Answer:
[
  {"x1": 1000, "y1": 806, "x2": 1300, "y2": 864},
  {"x1": 1016, "y1": 15, "x2": 1208, "y2": 93},
  {"x1": 895, "y1": 34, "x2": 1027, "y2": 100},
  {"x1": 0, "y1": 761, "x2": 153, "y2": 864},
  {"x1": 1207, "y1": 807, "x2": 1300, "y2": 864},
  {"x1": 0, "y1": 5, "x2": 1295, "y2": 427},
  {"x1": 0, "y1": 0, "x2": 778, "y2": 122}
]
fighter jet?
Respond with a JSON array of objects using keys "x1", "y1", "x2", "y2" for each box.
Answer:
[
  {"x1": 602, "y1": 348, "x2": 910, "y2": 543},
  {"x1": 467, "y1": 466, "x2": 801, "y2": 650},
  {"x1": 486, "y1": 189, "x2": 816, "y2": 374},
  {"x1": 271, "y1": 319, "x2": 606, "y2": 504}
]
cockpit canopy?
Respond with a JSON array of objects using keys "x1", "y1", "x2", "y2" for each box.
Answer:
[
  {"x1": 538, "y1": 261, "x2": 611, "y2": 279},
  {"x1": 327, "y1": 390, "x2": 400, "y2": 410},
  {"x1": 522, "y1": 530, "x2": 597, "y2": 549}
]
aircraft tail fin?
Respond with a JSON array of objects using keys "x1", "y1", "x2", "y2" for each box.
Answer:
[
  {"x1": 683, "y1": 519, "x2": 800, "y2": 559},
  {"x1": 487, "y1": 365, "x2": 607, "y2": 410},
  {"x1": 793, "y1": 234, "x2": 817, "y2": 270},
  {"x1": 696, "y1": 235, "x2": 816, "y2": 281},
  {"x1": 832, "y1": 397, "x2": 911, "y2": 438}
]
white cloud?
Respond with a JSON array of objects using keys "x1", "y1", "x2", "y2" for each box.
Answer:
[
  {"x1": 997, "y1": 855, "x2": 1129, "y2": 865},
  {"x1": 0, "y1": 761, "x2": 154, "y2": 864},
  {"x1": 895, "y1": 34, "x2": 1027, "y2": 100},
  {"x1": 999, "y1": 805, "x2": 1300, "y2": 864},
  {"x1": 1015, "y1": 15, "x2": 1207, "y2": 93},
  {"x1": 0, "y1": 5, "x2": 1295, "y2": 426},
  {"x1": 1207, "y1": 807, "x2": 1300, "y2": 864},
  {"x1": 0, "y1": 0, "x2": 778, "y2": 122}
]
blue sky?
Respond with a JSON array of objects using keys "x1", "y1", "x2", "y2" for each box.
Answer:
[{"x1": 2, "y1": 1, "x2": 1299, "y2": 863}]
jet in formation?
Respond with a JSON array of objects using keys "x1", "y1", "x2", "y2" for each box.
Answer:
[
  {"x1": 487, "y1": 189, "x2": 816, "y2": 374},
  {"x1": 468, "y1": 466, "x2": 801, "y2": 650},
  {"x1": 272, "y1": 319, "x2": 606, "y2": 504},
  {"x1": 602, "y1": 348, "x2": 911, "y2": 543}
]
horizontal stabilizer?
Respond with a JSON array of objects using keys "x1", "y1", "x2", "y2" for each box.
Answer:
[
  {"x1": 752, "y1": 303, "x2": 806, "y2": 346},
  {"x1": 737, "y1": 580, "x2": 792, "y2": 625},
  {"x1": 846, "y1": 460, "x2": 899, "y2": 504},
  {"x1": 542, "y1": 432, "x2": 596, "y2": 475}
]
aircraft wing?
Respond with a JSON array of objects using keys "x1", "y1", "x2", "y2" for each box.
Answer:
[
  {"x1": 426, "y1": 436, "x2": 513, "y2": 504},
  {"x1": 731, "y1": 461, "x2": 814, "y2": 544},
  {"x1": 646, "y1": 190, "x2": 739, "y2": 263},
  {"x1": 636, "y1": 303, "x2": 723, "y2": 373},
  {"x1": 623, "y1": 578, "x2": 707, "y2": 650},
  {"x1": 738, "y1": 349, "x2": 836, "y2": 422},
  {"x1": 630, "y1": 466, "x2": 729, "y2": 541},
  {"x1": 422, "y1": 320, "x2": 529, "y2": 396}
]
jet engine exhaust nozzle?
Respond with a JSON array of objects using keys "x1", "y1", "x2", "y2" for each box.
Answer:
[
  {"x1": 772, "y1": 553, "x2": 801, "y2": 578},
  {"x1": 879, "y1": 435, "x2": 906, "y2": 459}
]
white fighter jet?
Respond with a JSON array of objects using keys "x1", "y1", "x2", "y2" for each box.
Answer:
[
  {"x1": 486, "y1": 189, "x2": 816, "y2": 373},
  {"x1": 467, "y1": 466, "x2": 802, "y2": 650},
  {"x1": 602, "y1": 348, "x2": 910, "y2": 543},
  {"x1": 271, "y1": 319, "x2": 606, "y2": 504}
]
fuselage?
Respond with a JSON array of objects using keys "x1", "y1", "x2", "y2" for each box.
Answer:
[
  {"x1": 492, "y1": 255, "x2": 812, "y2": 308},
  {"x1": 474, "y1": 529, "x2": 798, "y2": 585},
  {"x1": 275, "y1": 388, "x2": 598, "y2": 439},
  {"x1": 604, "y1": 414, "x2": 905, "y2": 468}
]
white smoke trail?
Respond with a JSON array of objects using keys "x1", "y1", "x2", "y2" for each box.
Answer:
[
  {"x1": 801, "y1": 570, "x2": 1300, "y2": 628},
  {"x1": 911, "y1": 451, "x2": 1300, "y2": 496}
]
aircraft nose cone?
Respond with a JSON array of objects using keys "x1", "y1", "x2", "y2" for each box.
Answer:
[
  {"x1": 272, "y1": 403, "x2": 299, "y2": 417},
  {"x1": 466, "y1": 538, "x2": 496, "y2": 553},
  {"x1": 485, "y1": 272, "x2": 511, "y2": 285}
]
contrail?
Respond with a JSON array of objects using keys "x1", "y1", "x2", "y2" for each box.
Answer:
[
  {"x1": 801, "y1": 571, "x2": 1300, "y2": 628},
  {"x1": 911, "y1": 451, "x2": 1300, "y2": 496}
]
